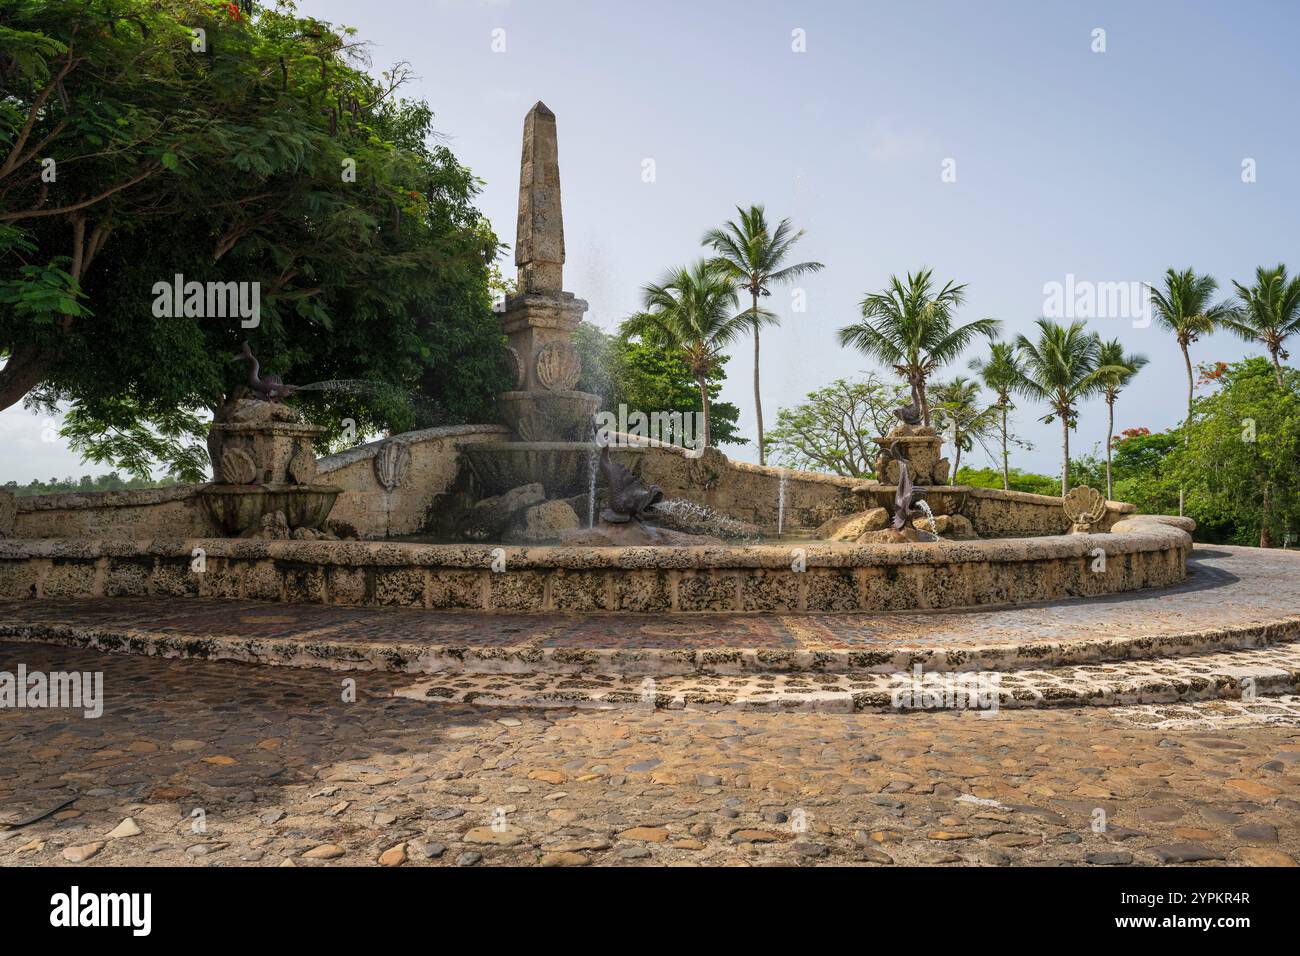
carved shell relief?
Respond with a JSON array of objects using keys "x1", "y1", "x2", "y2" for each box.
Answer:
[
  {"x1": 535, "y1": 341, "x2": 581, "y2": 391},
  {"x1": 374, "y1": 440, "x2": 412, "y2": 492},
  {"x1": 220, "y1": 447, "x2": 259, "y2": 485},
  {"x1": 1062, "y1": 485, "x2": 1106, "y2": 523}
]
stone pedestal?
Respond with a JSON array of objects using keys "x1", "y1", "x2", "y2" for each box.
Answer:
[
  {"x1": 873, "y1": 425, "x2": 950, "y2": 485},
  {"x1": 201, "y1": 400, "x2": 340, "y2": 537}
]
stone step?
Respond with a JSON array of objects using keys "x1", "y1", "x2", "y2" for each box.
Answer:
[
  {"x1": 4, "y1": 611, "x2": 1298, "y2": 678},
  {"x1": 391, "y1": 644, "x2": 1300, "y2": 713}
]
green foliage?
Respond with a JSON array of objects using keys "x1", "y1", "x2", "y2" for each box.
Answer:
[
  {"x1": 766, "y1": 375, "x2": 908, "y2": 477},
  {"x1": 3, "y1": 473, "x2": 181, "y2": 496},
  {"x1": 953, "y1": 466, "x2": 1060, "y2": 497},
  {"x1": 0, "y1": 0, "x2": 508, "y2": 478},
  {"x1": 574, "y1": 322, "x2": 742, "y2": 448},
  {"x1": 1175, "y1": 357, "x2": 1300, "y2": 546},
  {"x1": 621, "y1": 260, "x2": 752, "y2": 449}
]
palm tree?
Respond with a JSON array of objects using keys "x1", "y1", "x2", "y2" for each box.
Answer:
[
  {"x1": 1094, "y1": 339, "x2": 1149, "y2": 500},
  {"x1": 1013, "y1": 318, "x2": 1107, "y2": 496},
  {"x1": 703, "y1": 205, "x2": 824, "y2": 465},
  {"x1": 929, "y1": 376, "x2": 998, "y2": 476},
  {"x1": 968, "y1": 340, "x2": 1027, "y2": 491},
  {"x1": 837, "y1": 269, "x2": 999, "y2": 427},
  {"x1": 1149, "y1": 268, "x2": 1232, "y2": 514},
  {"x1": 1226, "y1": 264, "x2": 1300, "y2": 387},
  {"x1": 621, "y1": 261, "x2": 766, "y2": 450}
]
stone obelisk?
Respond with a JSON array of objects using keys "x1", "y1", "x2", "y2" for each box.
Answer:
[{"x1": 497, "y1": 102, "x2": 596, "y2": 441}]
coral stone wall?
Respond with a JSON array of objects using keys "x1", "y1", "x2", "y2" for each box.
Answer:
[
  {"x1": 0, "y1": 520, "x2": 1191, "y2": 614},
  {"x1": 317, "y1": 424, "x2": 507, "y2": 537},
  {"x1": 622, "y1": 441, "x2": 1133, "y2": 537},
  {"x1": 12, "y1": 486, "x2": 214, "y2": 539}
]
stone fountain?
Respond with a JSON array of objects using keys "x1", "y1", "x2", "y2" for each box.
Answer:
[
  {"x1": 200, "y1": 352, "x2": 341, "y2": 538},
  {"x1": 463, "y1": 102, "x2": 641, "y2": 498}
]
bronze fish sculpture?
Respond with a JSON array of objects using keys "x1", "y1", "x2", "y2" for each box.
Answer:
[{"x1": 599, "y1": 446, "x2": 663, "y2": 523}]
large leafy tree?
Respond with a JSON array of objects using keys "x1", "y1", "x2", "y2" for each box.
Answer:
[
  {"x1": 1226, "y1": 264, "x2": 1300, "y2": 387},
  {"x1": 0, "y1": 0, "x2": 508, "y2": 479},
  {"x1": 1013, "y1": 318, "x2": 1108, "y2": 496},
  {"x1": 837, "y1": 269, "x2": 998, "y2": 427},
  {"x1": 1176, "y1": 358, "x2": 1300, "y2": 548},
  {"x1": 765, "y1": 374, "x2": 909, "y2": 477},
  {"x1": 702, "y1": 205, "x2": 823, "y2": 465},
  {"x1": 1094, "y1": 339, "x2": 1148, "y2": 500},
  {"x1": 968, "y1": 339, "x2": 1027, "y2": 490},
  {"x1": 1148, "y1": 268, "x2": 1231, "y2": 514},
  {"x1": 573, "y1": 321, "x2": 742, "y2": 448},
  {"x1": 621, "y1": 261, "x2": 758, "y2": 450}
]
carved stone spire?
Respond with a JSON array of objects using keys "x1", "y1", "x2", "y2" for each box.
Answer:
[{"x1": 515, "y1": 101, "x2": 565, "y2": 294}]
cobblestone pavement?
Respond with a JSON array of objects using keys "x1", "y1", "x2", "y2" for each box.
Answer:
[
  {"x1": 4, "y1": 548, "x2": 1299, "y2": 676},
  {"x1": 2, "y1": 643, "x2": 1296, "y2": 867},
  {"x1": 390, "y1": 642, "x2": 1300, "y2": 711}
]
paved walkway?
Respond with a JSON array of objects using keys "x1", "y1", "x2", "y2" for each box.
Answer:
[
  {"x1": 1, "y1": 642, "x2": 1295, "y2": 867},
  {"x1": 2, "y1": 548, "x2": 1298, "y2": 677}
]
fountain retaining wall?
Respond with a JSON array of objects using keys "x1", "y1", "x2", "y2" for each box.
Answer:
[{"x1": 0, "y1": 518, "x2": 1190, "y2": 614}]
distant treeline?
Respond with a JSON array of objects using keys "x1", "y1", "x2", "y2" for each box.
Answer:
[{"x1": 3, "y1": 474, "x2": 181, "y2": 497}]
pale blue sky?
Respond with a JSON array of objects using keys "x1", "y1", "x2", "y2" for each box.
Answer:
[{"x1": 3, "y1": 0, "x2": 1296, "y2": 481}]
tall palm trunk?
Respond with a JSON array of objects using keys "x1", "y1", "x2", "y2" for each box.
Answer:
[
  {"x1": 751, "y1": 294, "x2": 765, "y2": 465},
  {"x1": 1179, "y1": 341, "x2": 1193, "y2": 516},
  {"x1": 1060, "y1": 409, "x2": 1070, "y2": 497},
  {"x1": 697, "y1": 376, "x2": 712, "y2": 450},
  {"x1": 1105, "y1": 396, "x2": 1115, "y2": 500},
  {"x1": 1271, "y1": 349, "x2": 1285, "y2": 388},
  {"x1": 1000, "y1": 403, "x2": 1009, "y2": 491}
]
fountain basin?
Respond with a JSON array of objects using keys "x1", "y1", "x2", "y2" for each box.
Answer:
[
  {"x1": 199, "y1": 484, "x2": 342, "y2": 537},
  {"x1": 462, "y1": 442, "x2": 645, "y2": 498},
  {"x1": 499, "y1": 390, "x2": 599, "y2": 443}
]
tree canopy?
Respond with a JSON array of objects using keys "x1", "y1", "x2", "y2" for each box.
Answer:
[{"x1": 0, "y1": 0, "x2": 509, "y2": 479}]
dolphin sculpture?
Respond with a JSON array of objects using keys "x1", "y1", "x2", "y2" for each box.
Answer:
[
  {"x1": 599, "y1": 446, "x2": 664, "y2": 523},
  {"x1": 232, "y1": 342, "x2": 300, "y2": 402},
  {"x1": 892, "y1": 382, "x2": 923, "y2": 427},
  {"x1": 889, "y1": 441, "x2": 928, "y2": 533}
]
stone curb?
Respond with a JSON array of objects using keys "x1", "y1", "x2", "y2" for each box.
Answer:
[
  {"x1": 391, "y1": 643, "x2": 1300, "y2": 713},
  {"x1": 3, "y1": 613, "x2": 1299, "y2": 678}
]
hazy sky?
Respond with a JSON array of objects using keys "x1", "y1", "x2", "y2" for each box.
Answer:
[{"x1": 4, "y1": 0, "x2": 1297, "y2": 482}]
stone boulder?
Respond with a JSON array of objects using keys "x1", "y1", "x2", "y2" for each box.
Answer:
[
  {"x1": 815, "y1": 507, "x2": 888, "y2": 541},
  {"x1": 559, "y1": 521, "x2": 722, "y2": 547},
  {"x1": 0, "y1": 489, "x2": 15, "y2": 538},
  {"x1": 504, "y1": 500, "x2": 581, "y2": 543},
  {"x1": 929, "y1": 514, "x2": 976, "y2": 539},
  {"x1": 465, "y1": 483, "x2": 546, "y2": 539}
]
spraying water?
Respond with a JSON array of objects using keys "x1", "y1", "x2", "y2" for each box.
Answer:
[
  {"x1": 585, "y1": 418, "x2": 601, "y2": 528},
  {"x1": 653, "y1": 498, "x2": 763, "y2": 543},
  {"x1": 914, "y1": 498, "x2": 940, "y2": 539},
  {"x1": 776, "y1": 469, "x2": 788, "y2": 536}
]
